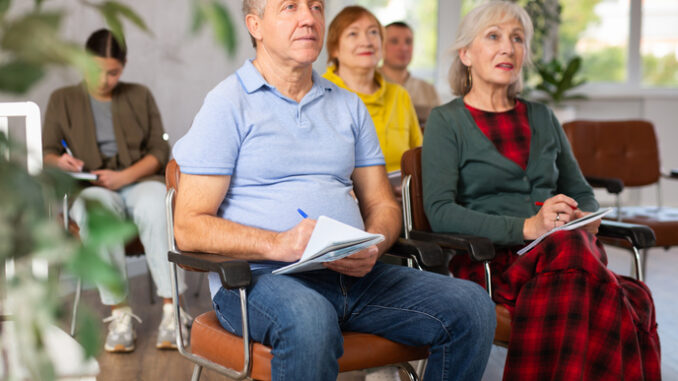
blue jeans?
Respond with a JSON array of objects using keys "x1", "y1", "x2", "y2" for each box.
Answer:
[{"x1": 212, "y1": 262, "x2": 495, "y2": 380}]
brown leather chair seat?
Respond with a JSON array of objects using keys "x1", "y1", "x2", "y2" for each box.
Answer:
[{"x1": 190, "y1": 311, "x2": 430, "y2": 381}]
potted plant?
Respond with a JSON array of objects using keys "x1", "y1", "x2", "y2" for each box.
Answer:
[
  {"x1": 534, "y1": 55, "x2": 587, "y2": 122},
  {"x1": 0, "y1": 0, "x2": 237, "y2": 379}
]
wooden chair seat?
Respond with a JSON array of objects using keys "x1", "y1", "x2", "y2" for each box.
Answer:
[{"x1": 190, "y1": 311, "x2": 430, "y2": 381}]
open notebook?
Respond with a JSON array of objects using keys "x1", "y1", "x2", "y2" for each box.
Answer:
[
  {"x1": 66, "y1": 171, "x2": 98, "y2": 181},
  {"x1": 272, "y1": 216, "x2": 384, "y2": 275},
  {"x1": 517, "y1": 208, "x2": 613, "y2": 255}
]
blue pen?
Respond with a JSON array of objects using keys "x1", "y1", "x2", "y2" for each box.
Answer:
[
  {"x1": 297, "y1": 208, "x2": 308, "y2": 219},
  {"x1": 61, "y1": 139, "x2": 74, "y2": 156}
]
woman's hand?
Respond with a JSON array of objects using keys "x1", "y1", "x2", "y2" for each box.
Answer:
[
  {"x1": 92, "y1": 169, "x2": 132, "y2": 190},
  {"x1": 573, "y1": 209, "x2": 601, "y2": 235},
  {"x1": 55, "y1": 153, "x2": 84, "y2": 172},
  {"x1": 523, "y1": 194, "x2": 578, "y2": 240}
]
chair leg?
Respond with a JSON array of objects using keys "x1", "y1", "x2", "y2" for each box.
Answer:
[
  {"x1": 641, "y1": 248, "x2": 649, "y2": 281},
  {"x1": 147, "y1": 270, "x2": 155, "y2": 304},
  {"x1": 70, "y1": 277, "x2": 82, "y2": 336},
  {"x1": 193, "y1": 272, "x2": 205, "y2": 299},
  {"x1": 414, "y1": 359, "x2": 427, "y2": 379},
  {"x1": 396, "y1": 362, "x2": 420, "y2": 381},
  {"x1": 190, "y1": 364, "x2": 203, "y2": 381}
]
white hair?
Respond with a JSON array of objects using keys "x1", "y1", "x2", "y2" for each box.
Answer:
[{"x1": 449, "y1": 1, "x2": 534, "y2": 98}]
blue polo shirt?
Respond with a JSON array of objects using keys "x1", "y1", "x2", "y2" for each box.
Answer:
[{"x1": 173, "y1": 60, "x2": 385, "y2": 296}]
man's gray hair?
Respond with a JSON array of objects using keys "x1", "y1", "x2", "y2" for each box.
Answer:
[{"x1": 242, "y1": 0, "x2": 266, "y2": 18}]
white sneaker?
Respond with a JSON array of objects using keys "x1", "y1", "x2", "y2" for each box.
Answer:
[
  {"x1": 103, "y1": 306, "x2": 142, "y2": 353},
  {"x1": 156, "y1": 303, "x2": 192, "y2": 349}
]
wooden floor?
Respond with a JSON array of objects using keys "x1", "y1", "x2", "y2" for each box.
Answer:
[{"x1": 63, "y1": 246, "x2": 678, "y2": 381}]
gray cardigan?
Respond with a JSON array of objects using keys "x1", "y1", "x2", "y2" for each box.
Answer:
[{"x1": 422, "y1": 98, "x2": 598, "y2": 246}]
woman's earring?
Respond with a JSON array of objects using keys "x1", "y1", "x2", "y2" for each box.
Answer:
[{"x1": 467, "y1": 66, "x2": 473, "y2": 92}]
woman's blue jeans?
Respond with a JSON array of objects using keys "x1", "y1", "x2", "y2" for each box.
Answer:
[{"x1": 212, "y1": 262, "x2": 495, "y2": 381}]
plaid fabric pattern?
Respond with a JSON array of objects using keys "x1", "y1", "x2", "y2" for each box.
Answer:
[
  {"x1": 465, "y1": 100, "x2": 531, "y2": 170},
  {"x1": 450, "y1": 230, "x2": 661, "y2": 380}
]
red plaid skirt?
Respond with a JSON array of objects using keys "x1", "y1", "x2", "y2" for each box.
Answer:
[{"x1": 450, "y1": 229, "x2": 661, "y2": 380}]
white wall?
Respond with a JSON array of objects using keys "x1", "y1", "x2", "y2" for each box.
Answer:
[{"x1": 0, "y1": 0, "x2": 255, "y2": 147}]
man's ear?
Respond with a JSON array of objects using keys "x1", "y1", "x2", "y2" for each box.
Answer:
[
  {"x1": 245, "y1": 13, "x2": 263, "y2": 44},
  {"x1": 459, "y1": 48, "x2": 472, "y2": 67}
]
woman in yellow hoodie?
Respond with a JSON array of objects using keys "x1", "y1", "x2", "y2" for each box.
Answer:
[{"x1": 323, "y1": 6, "x2": 422, "y2": 196}]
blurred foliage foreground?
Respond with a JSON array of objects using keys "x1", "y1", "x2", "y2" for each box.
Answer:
[
  {"x1": 0, "y1": 132, "x2": 135, "y2": 380},
  {"x1": 0, "y1": 0, "x2": 236, "y2": 379}
]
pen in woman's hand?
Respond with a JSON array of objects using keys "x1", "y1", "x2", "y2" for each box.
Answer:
[
  {"x1": 61, "y1": 139, "x2": 74, "y2": 157},
  {"x1": 297, "y1": 208, "x2": 308, "y2": 219}
]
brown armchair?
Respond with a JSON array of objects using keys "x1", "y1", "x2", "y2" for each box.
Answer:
[
  {"x1": 164, "y1": 159, "x2": 449, "y2": 380},
  {"x1": 399, "y1": 146, "x2": 655, "y2": 348},
  {"x1": 563, "y1": 119, "x2": 678, "y2": 280}
]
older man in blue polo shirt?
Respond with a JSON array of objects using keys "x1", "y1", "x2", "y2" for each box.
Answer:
[{"x1": 172, "y1": 0, "x2": 495, "y2": 380}]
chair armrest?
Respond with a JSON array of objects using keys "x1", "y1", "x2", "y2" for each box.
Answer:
[
  {"x1": 663, "y1": 169, "x2": 678, "y2": 179},
  {"x1": 168, "y1": 250, "x2": 252, "y2": 289},
  {"x1": 597, "y1": 220, "x2": 656, "y2": 250},
  {"x1": 585, "y1": 176, "x2": 624, "y2": 194},
  {"x1": 386, "y1": 237, "x2": 449, "y2": 275},
  {"x1": 409, "y1": 230, "x2": 496, "y2": 262}
]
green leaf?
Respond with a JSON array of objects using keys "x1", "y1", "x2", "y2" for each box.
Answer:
[
  {"x1": 74, "y1": 307, "x2": 103, "y2": 358},
  {"x1": 190, "y1": 2, "x2": 206, "y2": 34},
  {"x1": 68, "y1": 245, "x2": 126, "y2": 298},
  {"x1": 103, "y1": 1, "x2": 151, "y2": 34},
  {"x1": 203, "y1": 1, "x2": 237, "y2": 56},
  {"x1": 0, "y1": 12, "x2": 65, "y2": 64},
  {"x1": 0, "y1": 59, "x2": 44, "y2": 94},
  {"x1": 82, "y1": 201, "x2": 137, "y2": 248},
  {"x1": 102, "y1": 9, "x2": 126, "y2": 50},
  {"x1": 0, "y1": 0, "x2": 10, "y2": 15}
]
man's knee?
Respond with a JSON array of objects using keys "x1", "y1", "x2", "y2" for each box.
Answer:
[{"x1": 441, "y1": 278, "x2": 496, "y2": 341}]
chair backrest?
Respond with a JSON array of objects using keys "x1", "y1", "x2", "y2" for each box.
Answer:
[
  {"x1": 400, "y1": 147, "x2": 432, "y2": 233},
  {"x1": 562, "y1": 120, "x2": 660, "y2": 187},
  {"x1": 0, "y1": 101, "x2": 42, "y2": 175}
]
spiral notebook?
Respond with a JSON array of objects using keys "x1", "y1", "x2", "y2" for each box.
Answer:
[
  {"x1": 272, "y1": 216, "x2": 384, "y2": 275},
  {"x1": 517, "y1": 208, "x2": 613, "y2": 255}
]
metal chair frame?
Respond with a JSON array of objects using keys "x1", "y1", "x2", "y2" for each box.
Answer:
[{"x1": 164, "y1": 167, "x2": 445, "y2": 380}]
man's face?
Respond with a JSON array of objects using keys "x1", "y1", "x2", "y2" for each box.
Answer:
[
  {"x1": 252, "y1": 0, "x2": 325, "y2": 67},
  {"x1": 383, "y1": 26, "x2": 413, "y2": 71}
]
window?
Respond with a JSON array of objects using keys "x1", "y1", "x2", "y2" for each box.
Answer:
[
  {"x1": 559, "y1": 0, "x2": 678, "y2": 89},
  {"x1": 641, "y1": 0, "x2": 678, "y2": 87}
]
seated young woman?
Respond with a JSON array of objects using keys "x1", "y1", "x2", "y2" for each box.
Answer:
[
  {"x1": 42, "y1": 29, "x2": 189, "y2": 353},
  {"x1": 421, "y1": 2, "x2": 660, "y2": 380}
]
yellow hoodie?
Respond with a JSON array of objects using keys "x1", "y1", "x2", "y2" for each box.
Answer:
[{"x1": 323, "y1": 66, "x2": 422, "y2": 172}]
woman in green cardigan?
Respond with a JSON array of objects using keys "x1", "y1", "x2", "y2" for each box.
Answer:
[
  {"x1": 422, "y1": 2, "x2": 659, "y2": 380},
  {"x1": 43, "y1": 29, "x2": 189, "y2": 354}
]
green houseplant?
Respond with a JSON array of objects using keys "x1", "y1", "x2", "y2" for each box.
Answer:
[
  {"x1": 535, "y1": 55, "x2": 587, "y2": 106},
  {"x1": 0, "y1": 0, "x2": 237, "y2": 379}
]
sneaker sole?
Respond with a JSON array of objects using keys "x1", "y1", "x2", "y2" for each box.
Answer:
[
  {"x1": 105, "y1": 343, "x2": 135, "y2": 353},
  {"x1": 156, "y1": 341, "x2": 177, "y2": 350}
]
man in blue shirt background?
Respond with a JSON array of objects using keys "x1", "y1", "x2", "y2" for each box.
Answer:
[{"x1": 172, "y1": 0, "x2": 495, "y2": 379}]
